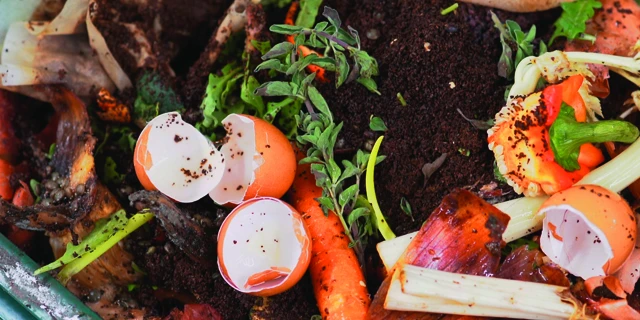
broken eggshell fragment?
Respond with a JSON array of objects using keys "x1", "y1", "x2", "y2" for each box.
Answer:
[
  {"x1": 217, "y1": 197, "x2": 311, "y2": 297},
  {"x1": 539, "y1": 185, "x2": 636, "y2": 279},
  {"x1": 134, "y1": 112, "x2": 225, "y2": 203},
  {"x1": 209, "y1": 114, "x2": 296, "y2": 206}
]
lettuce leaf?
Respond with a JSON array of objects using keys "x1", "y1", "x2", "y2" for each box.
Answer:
[{"x1": 550, "y1": 0, "x2": 602, "y2": 44}]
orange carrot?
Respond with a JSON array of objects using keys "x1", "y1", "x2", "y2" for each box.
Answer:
[
  {"x1": 285, "y1": 2, "x2": 328, "y2": 83},
  {"x1": 288, "y1": 147, "x2": 370, "y2": 320}
]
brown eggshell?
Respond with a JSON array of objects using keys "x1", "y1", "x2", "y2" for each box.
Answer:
[{"x1": 540, "y1": 185, "x2": 636, "y2": 274}]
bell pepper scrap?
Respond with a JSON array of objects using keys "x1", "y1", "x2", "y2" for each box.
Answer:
[{"x1": 488, "y1": 75, "x2": 639, "y2": 196}]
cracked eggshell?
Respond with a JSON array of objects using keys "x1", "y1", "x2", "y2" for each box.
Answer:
[
  {"x1": 614, "y1": 211, "x2": 640, "y2": 293},
  {"x1": 243, "y1": 115, "x2": 296, "y2": 200},
  {"x1": 217, "y1": 197, "x2": 311, "y2": 297},
  {"x1": 133, "y1": 112, "x2": 225, "y2": 203},
  {"x1": 539, "y1": 185, "x2": 636, "y2": 279},
  {"x1": 209, "y1": 114, "x2": 295, "y2": 206}
]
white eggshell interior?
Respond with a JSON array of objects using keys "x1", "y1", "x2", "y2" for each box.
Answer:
[
  {"x1": 614, "y1": 213, "x2": 640, "y2": 293},
  {"x1": 143, "y1": 112, "x2": 225, "y2": 203},
  {"x1": 209, "y1": 114, "x2": 263, "y2": 205},
  {"x1": 540, "y1": 204, "x2": 613, "y2": 279},
  {"x1": 218, "y1": 198, "x2": 306, "y2": 292}
]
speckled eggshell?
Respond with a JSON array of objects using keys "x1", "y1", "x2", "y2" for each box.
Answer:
[
  {"x1": 540, "y1": 185, "x2": 636, "y2": 275},
  {"x1": 243, "y1": 115, "x2": 297, "y2": 201}
]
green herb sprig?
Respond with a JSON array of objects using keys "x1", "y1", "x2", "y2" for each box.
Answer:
[
  {"x1": 255, "y1": 7, "x2": 385, "y2": 259},
  {"x1": 491, "y1": 12, "x2": 546, "y2": 80}
]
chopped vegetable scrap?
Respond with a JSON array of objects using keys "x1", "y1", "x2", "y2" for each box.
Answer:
[
  {"x1": 35, "y1": 209, "x2": 154, "y2": 285},
  {"x1": 584, "y1": 275, "x2": 640, "y2": 319},
  {"x1": 96, "y1": 88, "x2": 131, "y2": 123},
  {"x1": 539, "y1": 185, "x2": 637, "y2": 279},
  {"x1": 497, "y1": 245, "x2": 570, "y2": 287},
  {"x1": 289, "y1": 152, "x2": 370, "y2": 320},
  {"x1": 217, "y1": 197, "x2": 311, "y2": 297},
  {"x1": 134, "y1": 112, "x2": 295, "y2": 205},
  {"x1": 489, "y1": 74, "x2": 639, "y2": 196},
  {"x1": 369, "y1": 189, "x2": 510, "y2": 319}
]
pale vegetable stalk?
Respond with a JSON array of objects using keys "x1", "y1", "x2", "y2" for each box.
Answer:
[
  {"x1": 385, "y1": 264, "x2": 588, "y2": 320},
  {"x1": 378, "y1": 137, "x2": 640, "y2": 271},
  {"x1": 509, "y1": 51, "x2": 640, "y2": 103},
  {"x1": 206, "y1": 0, "x2": 250, "y2": 66}
]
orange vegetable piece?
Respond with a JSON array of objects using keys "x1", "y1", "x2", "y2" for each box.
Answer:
[
  {"x1": 7, "y1": 181, "x2": 35, "y2": 249},
  {"x1": 288, "y1": 146, "x2": 370, "y2": 320},
  {"x1": 96, "y1": 88, "x2": 131, "y2": 123},
  {"x1": 285, "y1": 2, "x2": 328, "y2": 83},
  {"x1": 488, "y1": 75, "x2": 603, "y2": 196}
]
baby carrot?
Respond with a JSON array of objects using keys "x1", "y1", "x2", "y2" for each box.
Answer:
[{"x1": 289, "y1": 147, "x2": 370, "y2": 319}]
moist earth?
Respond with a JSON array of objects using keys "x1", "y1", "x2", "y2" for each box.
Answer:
[
  {"x1": 125, "y1": 0, "x2": 568, "y2": 318},
  {"x1": 17, "y1": 0, "x2": 636, "y2": 319}
]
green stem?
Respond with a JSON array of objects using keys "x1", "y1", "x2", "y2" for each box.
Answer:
[
  {"x1": 550, "y1": 103, "x2": 640, "y2": 171},
  {"x1": 57, "y1": 212, "x2": 155, "y2": 285}
]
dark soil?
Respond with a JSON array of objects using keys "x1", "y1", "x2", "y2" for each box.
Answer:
[
  {"x1": 80, "y1": 0, "x2": 640, "y2": 319},
  {"x1": 317, "y1": 0, "x2": 562, "y2": 236}
]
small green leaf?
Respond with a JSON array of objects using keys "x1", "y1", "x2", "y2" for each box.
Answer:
[
  {"x1": 347, "y1": 207, "x2": 369, "y2": 227},
  {"x1": 369, "y1": 116, "x2": 388, "y2": 132},
  {"x1": 307, "y1": 85, "x2": 333, "y2": 121},
  {"x1": 269, "y1": 24, "x2": 305, "y2": 35},
  {"x1": 339, "y1": 184, "x2": 359, "y2": 207},
  {"x1": 357, "y1": 77, "x2": 380, "y2": 95},
  {"x1": 241, "y1": 76, "x2": 265, "y2": 117},
  {"x1": 400, "y1": 197, "x2": 414, "y2": 221},
  {"x1": 251, "y1": 40, "x2": 272, "y2": 55},
  {"x1": 300, "y1": 156, "x2": 322, "y2": 164},
  {"x1": 295, "y1": 0, "x2": 323, "y2": 28},
  {"x1": 315, "y1": 196, "x2": 335, "y2": 212},
  {"x1": 46, "y1": 143, "x2": 56, "y2": 160},
  {"x1": 255, "y1": 59, "x2": 285, "y2": 73},
  {"x1": 254, "y1": 81, "x2": 295, "y2": 97},
  {"x1": 322, "y1": 6, "x2": 342, "y2": 30},
  {"x1": 104, "y1": 157, "x2": 125, "y2": 184},
  {"x1": 339, "y1": 160, "x2": 360, "y2": 182},
  {"x1": 334, "y1": 51, "x2": 349, "y2": 88},
  {"x1": 327, "y1": 158, "x2": 342, "y2": 183},
  {"x1": 314, "y1": 21, "x2": 329, "y2": 32},
  {"x1": 310, "y1": 163, "x2": 330, "y2": 187},
  {"x1": 128, "y1": 284, "x2": 139, "y2": 292},
  {"x1": 458, "y1": 148, "x2": 471, "y2": 157}
]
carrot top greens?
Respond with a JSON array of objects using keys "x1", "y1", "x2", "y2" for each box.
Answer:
[{"x1": 255, "y1": 6, "x2": 388, "y2": 265}]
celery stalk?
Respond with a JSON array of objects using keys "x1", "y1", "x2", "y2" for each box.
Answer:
[{"x1": 385, "y1": 265, "x2": 586, "y2": 319}]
